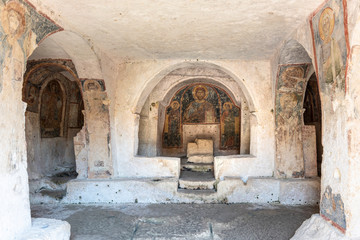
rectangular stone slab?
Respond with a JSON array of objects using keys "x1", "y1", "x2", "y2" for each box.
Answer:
[
  {"x1": 187, "y1": 139, "x2": 213, "y2": 157},
  {"x1": 302, "y1": 125, "x2": 318, "y2": 177}
]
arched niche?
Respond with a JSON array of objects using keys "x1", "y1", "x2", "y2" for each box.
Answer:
[
  {"x1": 137, "y1": 64, "x2": 253, "y2": 157},
  {"x1": 23, "y1": 60, "x2": 84, "y2": 180},
  {"x1": 302, "y1": 71, "x2": 322, "y2": 177},
  {"x1": 162, "y1": 82, "x2": 241, "y2": 156}
]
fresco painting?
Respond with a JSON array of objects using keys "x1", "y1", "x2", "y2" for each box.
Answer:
[
  {"x1": 82, "y1": 79, "x2": 106, "y2": 92},
  {"x1": 0, "y1": 0, "x2": 62, "y2": 94},
  {"x1": 182, "y1": 85, "x2": 219, "y2": 124},
  {"x1": 163, "y1": 83, "x2": 240, "y2": 150},
  {"x1": 163, "y1": 100, "x2": 181, "y2": 147},
  {"x1": 221, "y1": 101, "x2": 240, "y2": 149},
  {"x1": 275, "y1": 64, "x2": 309, "y2": 178},
  {"x1": 311, "y1": 0, "x2": 349, "y2": 91},
  {"x1": 40, "y1": 80, "x2": 64, "y2": 138}
]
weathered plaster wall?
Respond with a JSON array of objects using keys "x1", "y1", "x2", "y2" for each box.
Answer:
[
  {"x1": 0, "y1": 0, "x2": 61, "y2": 238},
  {"x1": 345, "y1": 45, "x2": 360, "y2": 238},
  {"x1": 283, "y1": 0, "x2": 360, "y2": 238},
  {"x1": 110, "y1": 60, "x2": 274, "y2": 178}
]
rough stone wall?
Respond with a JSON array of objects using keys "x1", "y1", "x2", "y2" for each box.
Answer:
[
  {"x1": 344, "y1": 45, "x2": 360, "y2": 237},
  {"x1": 285, "y1": 0, "x2": 360, "y2": 237},
  {"x1": 0, "y1": 0, "x2": 61, "y2": 238},
  {"x1": 309, "y1": 0, "x2": 350, "y2": 234}
]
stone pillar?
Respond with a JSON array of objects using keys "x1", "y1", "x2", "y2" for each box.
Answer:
[
  {"x1": 138, "y1": 99, "x2": 159, "y2": 157},
  {"x1": 73, "y1": 126, "x2": 88, "y2": 179},
  {"x1": 0, "y1": 1, "x2": 61, "y2": 238},
  {"x1": 82, "y1": 79, "x2": 113, "y2": 179},
  {"x1": 274, "y1": 64, "x2": 309, "y2": 178}
]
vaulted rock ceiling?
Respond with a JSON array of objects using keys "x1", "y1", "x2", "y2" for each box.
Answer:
[{"x1": 29, "y1": 0, "x2": 323, "y2": 60}]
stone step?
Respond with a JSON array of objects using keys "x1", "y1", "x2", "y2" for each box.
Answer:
[
  {"x1": 181, "y1": 162, "x2": 214, "y2": 172},
  {"x1": 181, "y1": 158, "x2": 214, "y2": 172},
  {"x1": 177, "y1": 189, "x2": 216, "y2": 195},
  {"x1": 179, "y1": 171, "x2": 216, "y2": 190}
]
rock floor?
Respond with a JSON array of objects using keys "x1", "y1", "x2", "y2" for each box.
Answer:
[{"x1": 31, "y1": 203, "x2": 318, "y2": 240}]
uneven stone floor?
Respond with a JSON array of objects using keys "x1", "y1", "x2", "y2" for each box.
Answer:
[{"x1": 31, "y1": 203, "x2": 318, "y2": 240}]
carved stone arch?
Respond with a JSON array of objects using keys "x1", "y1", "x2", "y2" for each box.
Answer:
[
  {"x1": 23, "y1": 60, "x2": 81, "y2": 102},
  {"x1": 29, "y1": 30, "x2": 103, "y2": 79},
  {"x1": 136, "y1": 62, "x2": 254, "y2": 158},
  {"x1": 134, "y1": 62, "x2": 256, "y2": 115}
]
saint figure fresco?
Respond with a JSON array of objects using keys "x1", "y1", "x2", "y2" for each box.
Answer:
[
  {"x1": 319, "y1": 8, "x2": 343, "y2": 85},
  {"x1": 163, "y1": 101, "x2": 181, "y2": 147},
  {"x1": 221, "y1": 102, "x2": 240, "y2": 149},
  {"x1": 311, "y1": 0, "x2": 348, "y2": 92},
  {"x1": 40, "y1": 80, "x2": 64, "y2": 137}
]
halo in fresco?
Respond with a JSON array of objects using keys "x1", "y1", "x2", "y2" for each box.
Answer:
[
  {"x1": 1, "y1": 1, "x2": 26, "y2": 40},
  {"x1": 319, "y1": 8, "x2": 335, "y2": 44},
  {"x1": 192, "y1": 85, "x2": 209, "y2": 101}
]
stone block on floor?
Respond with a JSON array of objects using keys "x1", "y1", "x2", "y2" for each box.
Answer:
[
  {"x1": 20, "y1": 218, "x2": 70, "y2": 240},
  {"x1": 279, "y1": 178, "x2": 320, "y2": 205}
]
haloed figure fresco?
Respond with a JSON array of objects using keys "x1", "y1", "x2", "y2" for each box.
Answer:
[
  {"x1": 163, "y1": 83, "x2": 240, "y2": 150},
  {"x1": 221, "y1": 102, "x2": 240, "y2": 149},
  {"x1": 311, "y1": 0, "x2": 349, "y2": 92},
  {"x1": 183, "y1": 86, "x2": 216, "y2": 124},
  {"x1": 163, "y1": 100, "x2": 181, "y2": 147},
  {"x1": 40, "y1": 80, "x2": 64, "y2": 138}
]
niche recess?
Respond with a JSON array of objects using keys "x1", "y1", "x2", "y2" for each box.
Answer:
[
  {"x1": 23, "y1": 61, "x2": 84, "y2": 179},
  {"x1": 137, "y1": 66, "x2": 252, "y2": 158}
]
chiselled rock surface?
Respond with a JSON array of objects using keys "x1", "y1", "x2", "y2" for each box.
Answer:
[{"x1": 291, "y1": 214, "x2": 347, "y2": 240}]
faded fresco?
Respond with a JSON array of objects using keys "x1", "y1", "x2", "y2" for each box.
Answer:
[
  {"x1": 163, "y1": 83, "x2": 240, "y2": 150},
  {"x1": 81, "y1": 79, "x2": 106, "y2": 92},
  {"x1": 40, "y1": 80, "x2": 64, "y2": 138},
  {"x1": 0, "y1": 0, "x2": 61, "y2": 94},
  {"x1": 275, "y1": 64, "x2": 309, "y2": 178},
  {"x1": 320, "y1": 186, "x2": 346, "y2": 231},
  {"x1": 311, "y1": 0, "x2": 348, "y2": 91}
]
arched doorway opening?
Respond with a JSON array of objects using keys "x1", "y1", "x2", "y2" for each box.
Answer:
[{"x1": 303, "y1": 73, "x2": 323, "y2": 177}]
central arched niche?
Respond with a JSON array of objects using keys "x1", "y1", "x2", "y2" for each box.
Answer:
[{"x1": 137, "y1": 65, "x2": 251, "y2": 157}]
